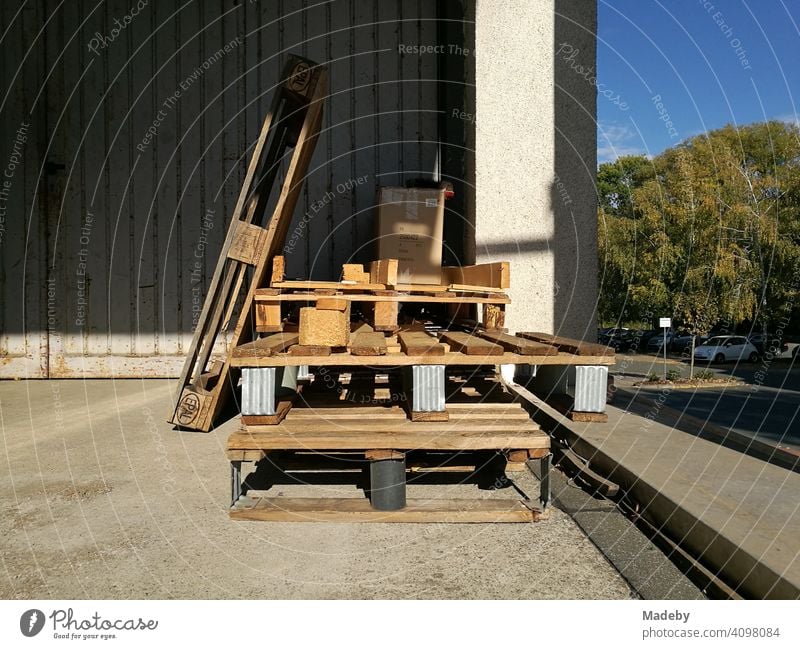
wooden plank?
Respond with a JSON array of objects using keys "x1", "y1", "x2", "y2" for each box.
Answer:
[
  {"x1": 439, "y1": 331, "x2": 504, "y2": 356},
  {"x1": 369, "y1": 259, "x2": 399, "y2": 286},
  {"x1": 350, "y1": 332, "x2": 387, "y2": 356},
  {"x1": 316, "y1": 298, "x2": 348, "y2": 311},
  {"x1": 241, "y1": 396, "x2": 295, "y2": 426},
  {"x1": 364, "y1": 449, "x2": 405, "y2": 461},
  {"x1": 447, "y1": 284, "x2": 508, "y2": 294},
  {"x1": 410, "y1": 410, "x2": 449, "y2": 422},
  {"x1": 254, "y1": 289, "x2": 511, "y2": 305},
  {"x1": 231, "y1": 351, "x2": 616, "y2": 367},
  {"x1": 474, "y1": 331, "x2": 558, "y2": 355},
  {"x1": 442, "y1": 262, "x2": 510, "y2": 289},
  {"x1": 227, "y1": 429, "x2": 545, "y2": 452},
  {"x1": 397, "y1": 330, "x2": 445, "y2": 356},
  {"x1": 230, "y1": 497, "x2": 543, "y2": 523},
  {"x1": 231, "y1": 332, "x2": 299, "y2": 358},
  {"x1": 270, "y1": 255, "x2": 285, "y2": 284},
  {"x1": 288, "y1": 345, "x2": 332, "y2": 356},
  {"x1": 275, "y1": 280, "x2": 386, "y2": 291},
  {"x1": 517, "y1": 332, "x2": 613, "y2": 356}
]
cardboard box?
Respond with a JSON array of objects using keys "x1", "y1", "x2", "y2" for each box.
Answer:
[{"x1": 376, "y1": 187, "x2": 444, "y2": 284}]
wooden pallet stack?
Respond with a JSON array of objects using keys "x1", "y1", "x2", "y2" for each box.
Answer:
[{"x1": 169, "y1": 54, "x2": 614, "y2": 522}]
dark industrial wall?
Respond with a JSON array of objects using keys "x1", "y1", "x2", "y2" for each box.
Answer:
[{"x1": 0, "y1": 0, "x2": 440, "y2": 377}]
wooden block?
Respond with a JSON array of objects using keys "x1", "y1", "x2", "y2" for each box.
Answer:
[
  {"x1": 316, "y1": 297, "x2": 348, "y2": 311},
  {"x1": 398, "y1": 330, "x2": 445, "y2": 356},
  {"x1": 442, "y1": 262, "x2": 510, "y2": 289},
  {"x1": 351, "y1": 321, "x2": 375, "y2": 334},
  {"x1": 439, "y1": 331, "x2": 504, "y2": 356},
  {"x1": 369, "y1": 259, "x2": 399, "y2": 286},
  {"x1": 255, "y1": 302, "x2": 282, "y2": 333},
  {"x1": 240, "y1": 395, "x2": 295, "y2": 426},
  {"x1": 171, "y1": 388, "x2": 213, "y2": 428},
  {"x1": 506, "y1": 449, "x2": 531, "y2": 463},
  {"x1": 365, "y1": 449, "x2": 405, "y2": 461},
  {"x1": 342, "y1": 264, "x2": 369, "y2": 283},
  {"x1": 227, "y1": 221, "x2": 267, "y2": 265},
  {"x1": 373, "y1": 301, "x2": 398, "y2": 332},
  {"x1": 474, "y1": 330, "x2": 558, "y2": 355},
  {"x1": 288, "y1": 344, "x2": 332, "y2": 356},
  {"x1": 299, "y1": 305, "x2": 350, "y2": 347},
  {"x1": 483, "y1": 304, "x2": 506, "y2": 330},
  {"x1": 270, "y1": 255, "x2": 285, "y2": 284},
  {"x1": 350, "y1": 332, "x2": 387, "y2": 356},
  {"x1": 569, "y1": 411, "x2": 609, "y2": 423},
  {"x1": 410, "y1": 410, "x2": 449, "y2": 422},
  {"x1": 230, "y1": 497, "x2": 544, "y2": 523}
]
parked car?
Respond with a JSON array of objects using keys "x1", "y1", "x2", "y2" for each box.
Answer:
[
  {"x1": 598, "y1": 327, "x2": 628, "y2": 344},
  {"x1": 693, "y1": 335, "x2": 759, "y2": 363},
  {"x1": 747, "y1": 333, "x2": 788, "y2": 357},
  {"x1": 672, "y1": 332, "x2": 708, "y2": 354},
  {"x1": 646, "y1": 329, "x2": 675, "y2": 353}
]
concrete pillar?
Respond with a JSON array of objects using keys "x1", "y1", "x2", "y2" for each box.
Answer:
[{"x1": 465, "y1": 0, "x2": 598, "y2": 339}]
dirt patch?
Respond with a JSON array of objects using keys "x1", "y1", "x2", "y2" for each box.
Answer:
[{"x1": 47, "y1": 480, "x2": 113, "y2": 502}]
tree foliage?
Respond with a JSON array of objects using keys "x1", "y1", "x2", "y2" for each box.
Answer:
[{"x1": 598, "y1": 121, "x2": 800, "y2": 333}]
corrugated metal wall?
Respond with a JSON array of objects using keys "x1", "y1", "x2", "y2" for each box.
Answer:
[{"x1": 0, "y1": 0, "x2": 440, "y2": 378}]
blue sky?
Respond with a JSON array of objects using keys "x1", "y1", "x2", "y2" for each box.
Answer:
[{"x1": 597, "y1": 0, "x2": 800, "y2": 163}]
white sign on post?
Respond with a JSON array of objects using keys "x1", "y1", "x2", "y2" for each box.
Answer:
[{"x1": 659, "y1": 317, "x2": 671, "y2": 328}]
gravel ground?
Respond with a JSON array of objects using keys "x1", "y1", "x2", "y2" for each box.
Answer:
[{"x1": 0, "y1": 379, "x2": 634, "y2": 599}]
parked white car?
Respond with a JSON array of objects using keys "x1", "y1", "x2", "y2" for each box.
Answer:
[{"x1": 693, "y1": 335, "x2": 760, "y2": 363}]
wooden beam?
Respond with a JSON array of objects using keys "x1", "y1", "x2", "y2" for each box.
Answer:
[
  {"x1": 231, "y1": 332, "x2": 299, "y2": 358},
  {"x1": 516, "y1": 332, "x2": 612, "y2": 356},
  {"x1": 474, "y1": 330, "x2": 559, "y2": 355},
  {"x1": 316, "y1": 297, "x2": 348, "y2": 311},
  {"x1": 230, "y1": 497, "x2": 544, "y2": 523},
  {"x1": 397, "y1": 330, "x2": 445, "y2": 356},
  {"x1": 442, "y1": 262, "x2": 510, "y2": 289},
  {"x1": 350, "y1": 332, "x2": 387, "y2": 356}
]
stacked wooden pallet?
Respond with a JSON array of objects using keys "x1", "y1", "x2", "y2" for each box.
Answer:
[{"x1": 228, "y1": 373, "x2": 552, "y2": 523}]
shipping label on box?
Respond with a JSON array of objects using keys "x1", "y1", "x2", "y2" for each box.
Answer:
[{"x1": 375, "y1": 187, "x2": 444, "y2": 285}]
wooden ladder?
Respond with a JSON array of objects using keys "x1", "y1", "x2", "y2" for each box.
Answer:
[{"x1": 169, "y1": 55, "x2": 327, "y2": 431}]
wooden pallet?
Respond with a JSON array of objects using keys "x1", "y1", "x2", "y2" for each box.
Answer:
[
  {"x1": 226, "y1": 377, "x2": 551, "y2": 522},
  {"x1": 229, "y1": 327, "x2": 615, "y2": 366},
  {"x1": 169, "y1": 55, "x2": 327, "y2": 431}
]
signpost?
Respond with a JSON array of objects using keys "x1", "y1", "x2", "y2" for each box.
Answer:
[{"x1": 659, "y1": 317, "x2": 671, "y2": 380}]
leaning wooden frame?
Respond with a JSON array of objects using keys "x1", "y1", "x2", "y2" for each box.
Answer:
[{"x1": 169, "y1": 55, "x2": 328, "y2": 432}]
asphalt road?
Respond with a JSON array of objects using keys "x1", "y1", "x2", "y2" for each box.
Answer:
[{"x1": 612, "y1": 352, "x2": 800, "y2": 452}]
